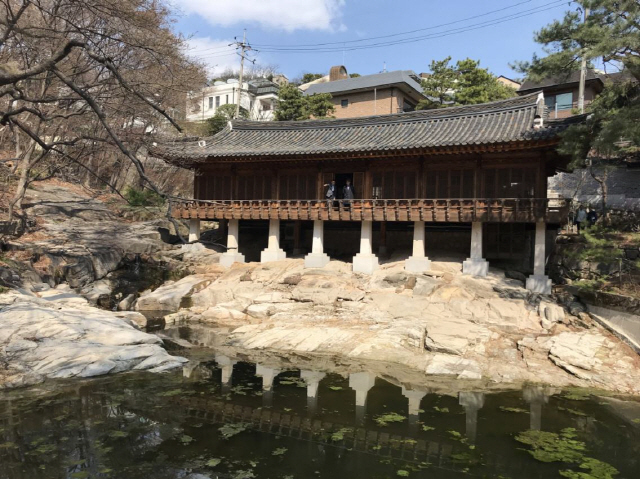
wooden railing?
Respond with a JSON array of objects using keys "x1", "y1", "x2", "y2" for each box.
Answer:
[{"x1": 171, "y1": 198, "x2": 570, "y2": 223}]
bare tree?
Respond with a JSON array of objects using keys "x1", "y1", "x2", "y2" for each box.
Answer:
[{"x1": 0, "y1": 0, "x2": 206, "y2": 221}]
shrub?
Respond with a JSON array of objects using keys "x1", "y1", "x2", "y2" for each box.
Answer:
[{"x1": 124, "y1": 187, "x2": 164, "y2": 207}]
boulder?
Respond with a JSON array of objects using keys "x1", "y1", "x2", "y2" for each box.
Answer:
[
  {"x1": 117, "y1": 293, "x2": 137, "y2": 311},
  {"x1": 291, "y1": 276, "x2": 364, "y2": 303},
  {"x1": 135, "y1": 274, "x2": 216, "y2": 312},
  {"x1": 412, "y1": 277, "x2": 439, "y2": 297}
]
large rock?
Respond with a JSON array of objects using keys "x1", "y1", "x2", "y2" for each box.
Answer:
[
  {"x1": 135, "y1": 274, "x2": 217, "y2": 312},
  {"x1": 0, "y1": 292, "x2": 186, "y2": 388},
  {"x1": 291, "y1": 276, "x2": 365, "y2": 303}
]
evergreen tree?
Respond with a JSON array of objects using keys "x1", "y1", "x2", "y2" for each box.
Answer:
[
  {"x1": 418, "y1": 57, "x2": 515, "y2": 109},
  {"x1": 274, "y1": 84, "x2": 334, "y2": 121},
  {"x1": 516, "y1": 0, "x2": 640, "y2": 222},
  {"x1": 206, "y1": 104, "x2": 248, "y2": 136}
]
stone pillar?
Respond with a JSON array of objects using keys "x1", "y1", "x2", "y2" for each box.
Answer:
[
  {"x1": 526, "y1": 221, "x2": 552, "y2": 294},
  {"x1": 459, "y1": 392, "x2": 485, "y2": 443},
  {"x1": 293, "y1": 220, "x2": 304, "y2": 255},
  {"x1": 215, "y1": 354, "x2": 237, "y2": 386},
  {"x1": 405, "y1": 221, "x2": 431, "y2": 273},
  {"x1": 304, "y1": 220, "x2": 330, "y2": 268},
  {"x1": 463, "y1": 221, "x2": 489, "y2": 276},
  {"x1": 261, "y1": 219, "x2": 287, "y2": 263},
  {"x1": 219, "y1": 219, "x2": 245, "y2": 268},
  {"x1": 188, "y1": 218, "x2": 201, "y2": 242},
  {"x1": 301, "y1": 370, "x2": 326, "y2": 415},
  {"x1": 255, "y1": 364, "x2": 281, "y2": 391},
  {"x1": 353, "y1": 220, "x2": 379, "y2": 274},
  {"x1": 349, "y1": 372, "x2": 376, "y2": 424}
]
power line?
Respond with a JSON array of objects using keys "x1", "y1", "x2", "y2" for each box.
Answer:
[
  {"x1": 255, "y1": 0, "x2": 536, "y2": 48},
  {"x1": 251, "y1": 0, "x2": 565, "y2": 54}
]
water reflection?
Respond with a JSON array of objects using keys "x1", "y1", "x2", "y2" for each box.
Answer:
[{"x1": 1, "y1": 349, "x2": 640, "y2": 479}]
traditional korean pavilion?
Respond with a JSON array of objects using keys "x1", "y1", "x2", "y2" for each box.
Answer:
[{"x1": 152, "y1": 92, "x2": 579, "y2": 294}]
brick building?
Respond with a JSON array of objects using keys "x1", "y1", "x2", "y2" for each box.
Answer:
[{"x1": 302, "y1": 66, "x2": 425, "y2": 119}]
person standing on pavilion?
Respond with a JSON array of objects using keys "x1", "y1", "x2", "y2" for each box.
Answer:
[{"x1": 343, "y1": 179, "x2": 355, "y2": 208}]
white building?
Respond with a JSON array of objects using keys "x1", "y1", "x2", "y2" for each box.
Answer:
[{"x1": 186, "y1": 78, "x2": 279, "y2": 122}]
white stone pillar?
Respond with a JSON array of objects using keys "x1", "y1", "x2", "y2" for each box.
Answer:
[
  {"x1": 188, "y1": 218, "x2": 201, "y2": 242},
  {"x1": 463, "y1": 221, "x2": 489, "y2": 277},
  {"x1": 261, "y1": 219, "x2": 287, "y2": 263},
  {"x1": 304, "y1": 220, "x2": 330, "y2": 268},
  {"x1": 255, "y1": 364, "x2": 281, "y2": 391},
  {"x1": 405, "y1": 221, "x2": 431, "y2": 273},
  {"x1": 219, "y1": 219, "x2": 245, "y2": 268},
  {"x1": 353, "y1": 220, "x2": 379, "y2": 274},
  {"x1": 526, "y1": 221, "x2": 552, "y2": 294},
  {"x1": 401, "y1": 386, "x2": 427, "y2": 416},
  {"x1": 459, "y1": 392, "x2": 485, "y2": 443}
]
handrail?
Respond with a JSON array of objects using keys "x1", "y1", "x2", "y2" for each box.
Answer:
[{"x1": 171, "y1": 198, "x2": 570, "y2": 223}]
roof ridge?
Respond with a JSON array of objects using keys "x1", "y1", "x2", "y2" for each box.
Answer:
[{"x1": 231, "y1": 93, "x2": 539, "y2": 131}]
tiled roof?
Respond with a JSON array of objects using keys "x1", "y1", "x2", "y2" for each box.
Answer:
[
  {"x1": 518, "y1": 69, "x2": 603, "y2": 92},
  {"x1": 152, "y1": 93, "x2": 580, "y2": 167},
  {"x1": 303, "y1": 70, "x2": 424, "y2": 97}
]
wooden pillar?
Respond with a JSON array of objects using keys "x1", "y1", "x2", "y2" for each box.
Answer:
[{"x1": 378, "y1": 221, "x2": 388, "y2": 257}]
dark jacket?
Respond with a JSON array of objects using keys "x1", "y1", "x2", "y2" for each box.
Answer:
[
  {"x1": 343, "y1": 185, "x2": 355, "y2": 200},
  {"x1": 325, "y1": 184, "x2": 336, "y2": 199}
]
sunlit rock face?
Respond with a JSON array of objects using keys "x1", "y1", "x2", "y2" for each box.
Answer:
[
  {"x1": 141, "y1": 257, "x2": 640, "y2": 396},
  {"x1": 0, "y1": 289, "x2": 186, "y2": 388}
]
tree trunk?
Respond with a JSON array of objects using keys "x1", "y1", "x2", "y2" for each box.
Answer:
[{"x1": 589, "y1": 165, "x2": 609, "y2": 227}]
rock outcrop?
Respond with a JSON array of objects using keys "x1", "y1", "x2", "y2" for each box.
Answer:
[
  {"x1": 0, "y1": 287, "x2": 186, "y2": 389},
  {"x1": 139, "y1": 258, "x2": 640, "y2": 395}
]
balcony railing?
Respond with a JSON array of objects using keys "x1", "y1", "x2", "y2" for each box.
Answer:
[{"x1": 171, "y1": 198, "x2": 570, "y2": 223}]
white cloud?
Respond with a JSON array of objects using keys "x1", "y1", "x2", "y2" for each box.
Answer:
[
  {"x1": 178, "y1": 0, "x2": 345, "y2": 32},
  {"x1": 185, "y1": 37, "x2": 239, "y2": 77}
]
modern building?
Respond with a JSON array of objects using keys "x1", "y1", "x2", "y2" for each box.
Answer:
[
  {"x1": 153, "y1": 93, "x2": 578, "y2": 294},
  {"x1": 301, "y1": 66, "x2": 426, "y2": 119},
  {"x1": 517, "y1": 69, "x2": 633, "y2": 119},
  {"x1": 186, "y1": 78, "x2": 279, "y2": 122},
  {"x1": 497, "y1": 75, "x2": 521, "y2": 90}
]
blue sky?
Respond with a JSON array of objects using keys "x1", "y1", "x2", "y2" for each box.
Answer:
[{"x1": 172, "y1": 0, "x2": 576, "y2": 81}]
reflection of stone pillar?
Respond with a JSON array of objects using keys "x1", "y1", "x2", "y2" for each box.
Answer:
[
  {"x1": 523, "y1": 386, "x2": 557, "y2": 431},
  {"x1": 526, "y1": 221, "x2": 552, "y2": 294},
  {"x1": 215, "y1": 355, "x2": 237, "y2": 386},
  {"x1": 405, "y1": 221, "x2": 431, "y2": 273},
  {"x1": 220, "y1": 219, "x2": 245, "y2": 267},
  {"x1": 349, "y1": 372, "x2": 376, "y2": 407},
  {"x1": 301, "y1": 370, "x2": 326, "y2": 398},
  {"x1": 459, "y1": 392, "x2": 485, "y2": 443},
  {"x1": 304, "y1": 220, "x2": 330, "y2": 268},
  {"x1": 188, "y1": 219, "x2": 201, "y2": 242},
  {"x1": 301, "y1": 370, "x2": 325, "y2": 415},
  {"x1": 255, "y1": 364, "x2": 281, "y2": 391},
  {"x1": 463, "y1": 221, "x2": 489, "y2": 277},
  {"x1": 401, "y1": 386, "x2": 427, "y2": 416},
  {"x1": 261, "y1": 219, "x2": 287, "y2": 263},
  {"x1": 262, "y1": 389, "x2": 273, "y2": 408},
  {"x1": 353, "y1": 220, "x2": 379, "y2": 274}
]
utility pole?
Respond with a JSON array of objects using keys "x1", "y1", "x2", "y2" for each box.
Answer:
[
  {"x1": 232, "y1": 30, "x2": 254, "y2": 119},
  {"x1": 578, "y1": 5, "x2": 590, "y2": 114}
]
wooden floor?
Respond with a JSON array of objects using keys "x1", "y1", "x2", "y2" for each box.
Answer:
[{"x1": 171, "y1": 198, "x2": 569, "y2": 223}]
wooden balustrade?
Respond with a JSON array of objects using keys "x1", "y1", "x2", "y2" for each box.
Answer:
[{"x1": 172, "y1": 198, "x2": 569, "y2": 223}]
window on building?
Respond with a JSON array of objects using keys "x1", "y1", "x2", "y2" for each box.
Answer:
[
  {"x1": 208, "y1": 97, "x2": 213, "y2": 109},
  {"x1": 556, "y1": 92, "x2": 573, "y2": 111},
  {"x1": 215, "y1": 96, "x2": 221, "y2": 108},
  {"x1": 341, "y1": 99, "x2": 349, "y2": 108}
]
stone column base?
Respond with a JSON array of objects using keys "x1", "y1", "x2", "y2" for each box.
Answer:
[
  {"x1": 526, "y1": 274, "x2": 552, "y2": 295},
  {"x1": 352, "y1": 253, "x2": 379, "y2": 275},
  {"x1": 220, "y1": 251, "x2": 246, "y2": 268},
  {"x1": 462, "y1": 258, "x2": 489, "y2": 277},
  {"x1": 405, "y1": 256, "x2": 431, "y2": 273},
  {"x1": 304, "y1": 253, "x2": 330, "y2": 268},
  {"x1": 260, "y1": 248, "x2": 287, "y2": 263}
]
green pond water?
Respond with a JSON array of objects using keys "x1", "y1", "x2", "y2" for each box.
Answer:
[{"x1": 1, "y1": 348, "x2": 640, "y2": 479}]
